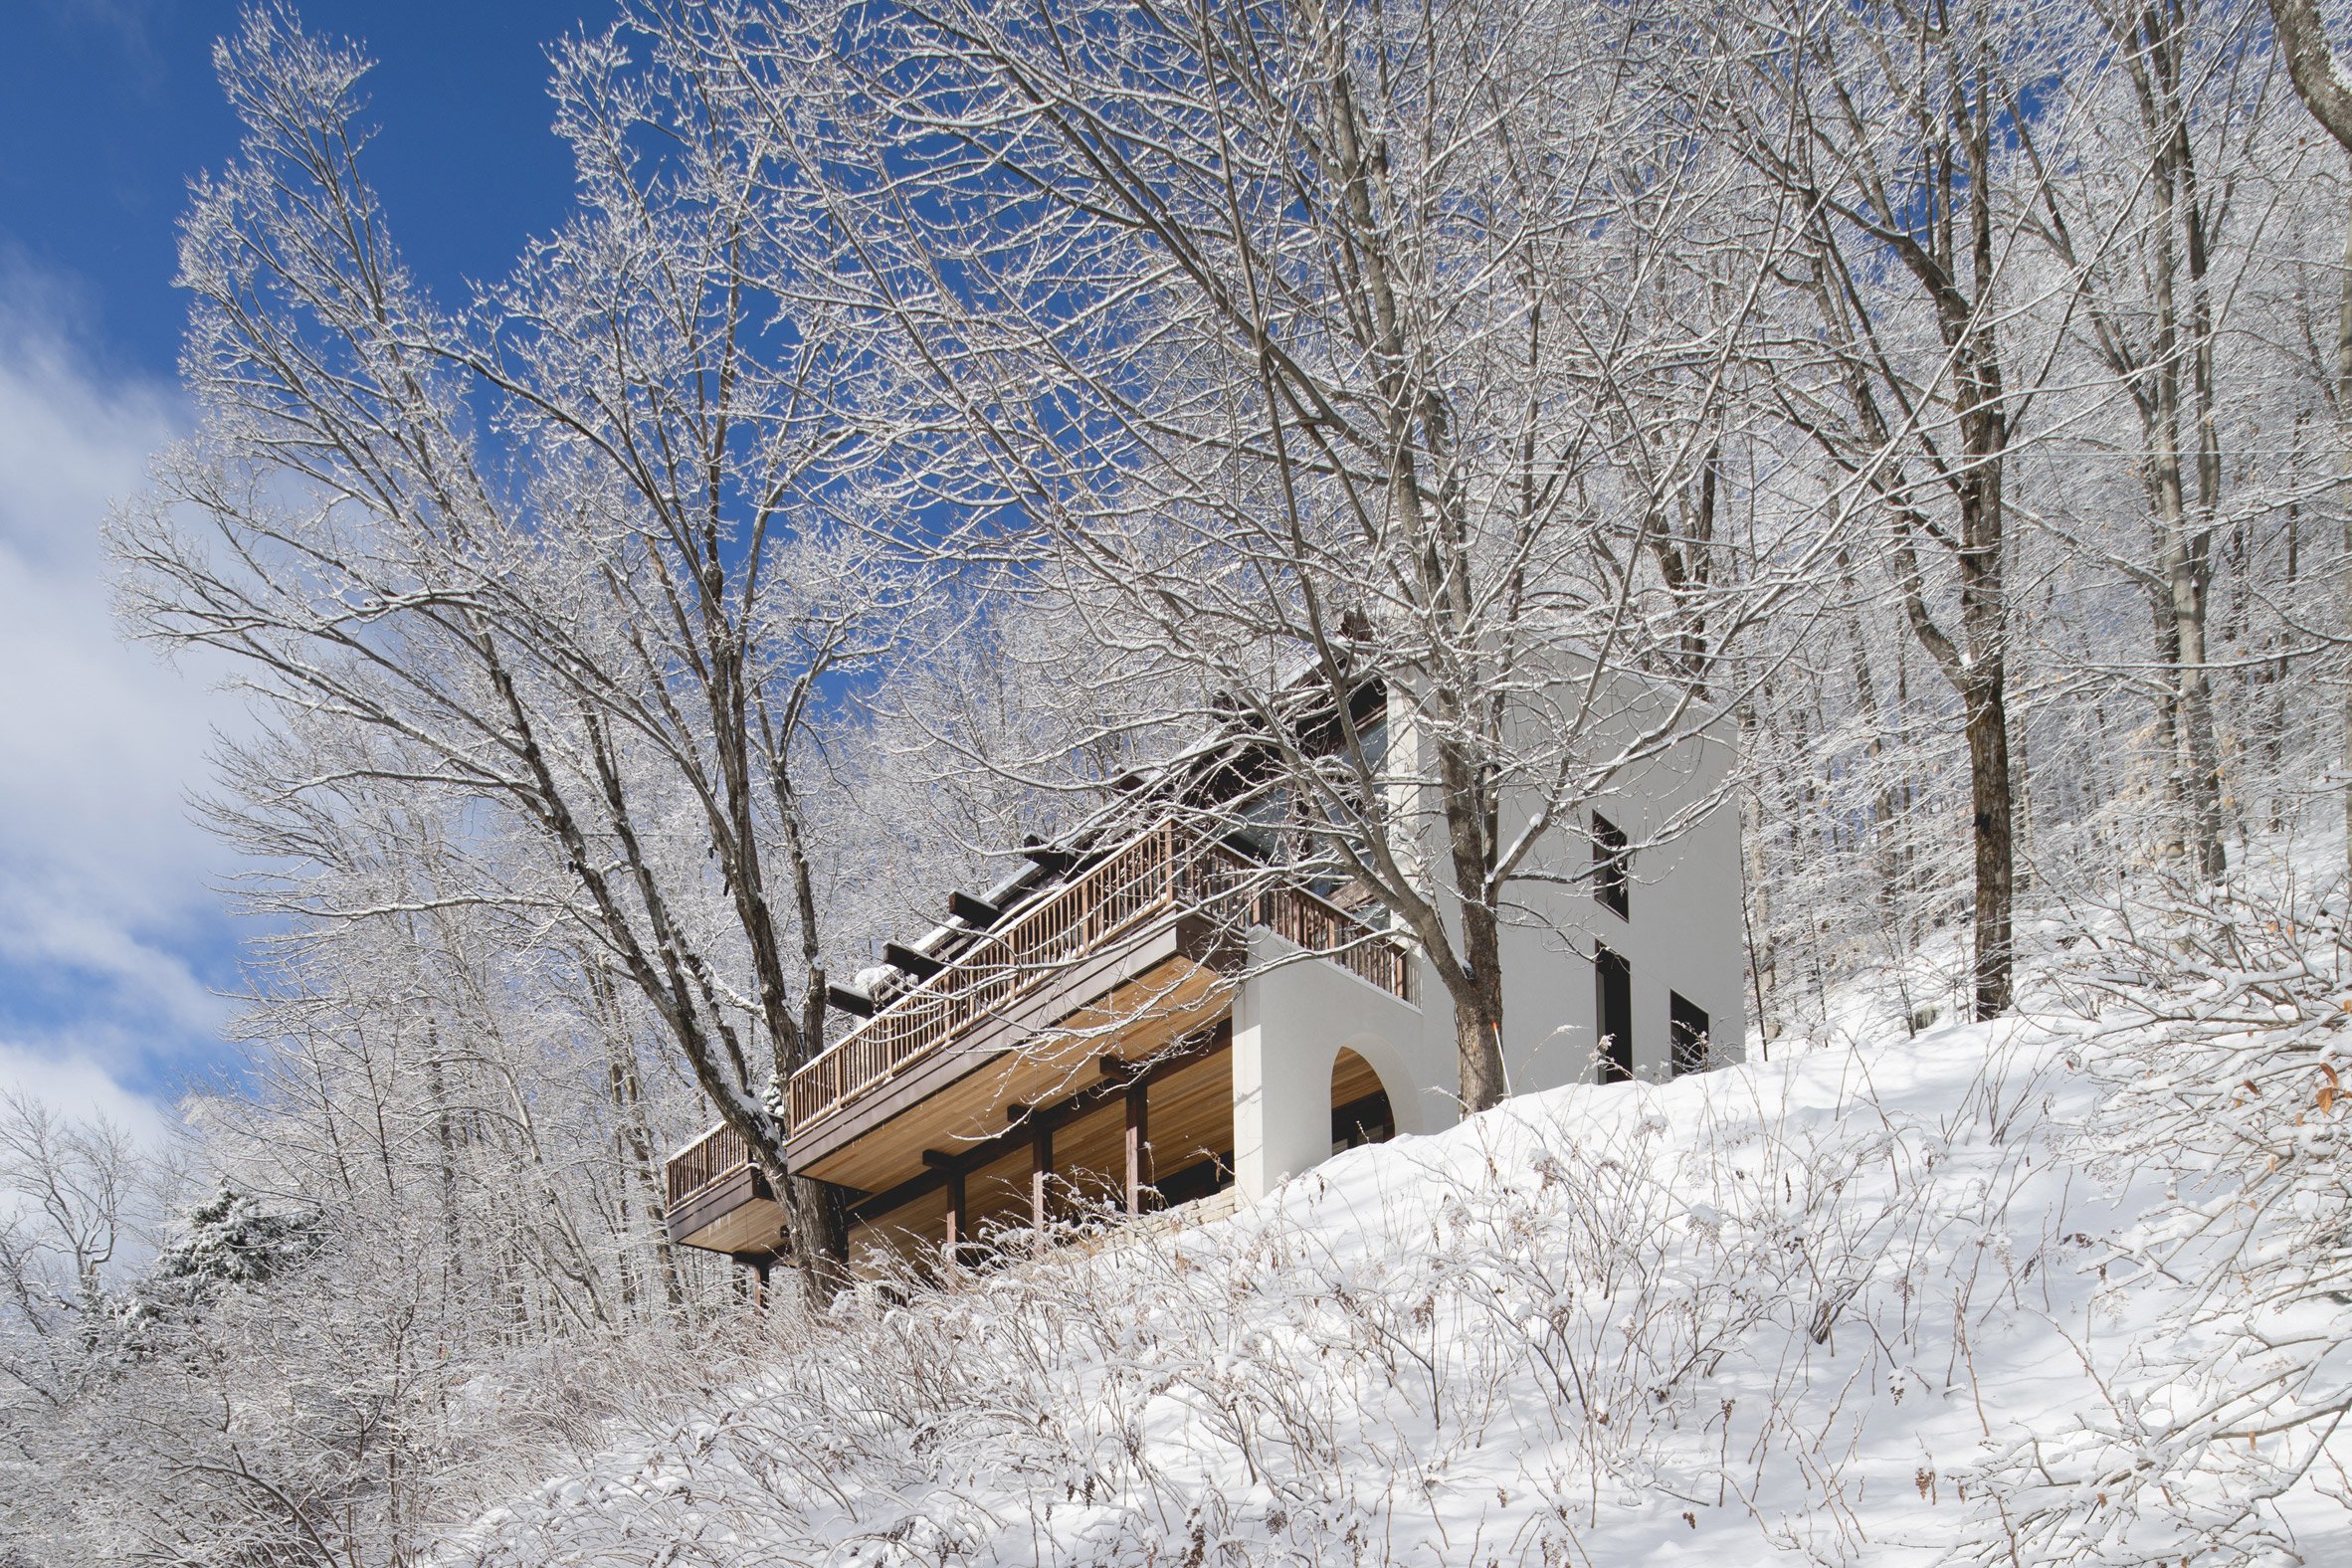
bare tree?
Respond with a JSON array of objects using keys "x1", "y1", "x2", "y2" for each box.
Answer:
[
  {"x1": 2262, "y1": 0, "x2": 2352, "y2": 877},
  {"x1": 112, "y1": 11, "x2": 916, "y2": 1293},
  {"x1": 0, "y1": 1094, "x2": 162, "y2": 1404},
  {"x1": 675, "y1": 0, "x2": 1819, "y2": 1109},
  {"x1": 2266, "y1": 0, "x2": 2352, "y2": 141},
  {"x1": 2028, "y1": 0, "x2": 2262, "y2": 879},
  {"x1": 1710, "y1": 0, "x2": 2090, "y2": 1017}
]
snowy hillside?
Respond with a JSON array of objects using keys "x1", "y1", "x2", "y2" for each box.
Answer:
[{"x1": 444, "y1": 973, "x2": 2352, "y2": 1566}]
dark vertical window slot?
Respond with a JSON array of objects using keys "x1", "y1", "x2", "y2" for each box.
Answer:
[
  {"x1": 1596, "y1": 944, "x2": 1634, "y2": 1083},
  {"x1": 1669, "y1": 992, "x2": 1709, "y2": 1078},
  {"x1": 1592, "y1": 813, "x2": 1630, "y2": 919}
]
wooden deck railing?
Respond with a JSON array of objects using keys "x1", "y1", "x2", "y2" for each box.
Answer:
[
  {"x1": 1250, "y1": 880, "x2": 1416, "y2": 1000},
  {"x1": 786, "y1": 822, "x2": 1412, "y2": 1128},
  {"x1": 666, "y1": 1122, "x2": 751, "y2": 1211}
]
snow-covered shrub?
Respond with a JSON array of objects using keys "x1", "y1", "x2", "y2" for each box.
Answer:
[
  {"x1": 1975, "y1": 867, "x2": 2352, "y2": 1564},
  {"x1": 438, "y1": 1006, "x2": 2352, "y2": 1568}
]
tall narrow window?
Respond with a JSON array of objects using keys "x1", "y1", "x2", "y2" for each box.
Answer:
[
  {"x1": 1592, "y1": 813, "x2": 1630, "y2": 919},
  {"x1": 1669, "y1": 992, "x2": 1709, "y2": 1078},
  {"x1": 1596, "y1": 943, "x2": 1634, "y2": 1083}
]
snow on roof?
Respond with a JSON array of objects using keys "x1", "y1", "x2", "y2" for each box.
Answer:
[{"x1": 858, "y1": 670, "x2": 1385, "y2": 975}]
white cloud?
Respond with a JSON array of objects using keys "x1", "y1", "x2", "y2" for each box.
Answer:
[
  {"x1": 0, "y1": 265, "x2": 243, "y2": 1123},
  {"x1": 0, "y1": 1037, "x2": 175, "y2": 1149}
]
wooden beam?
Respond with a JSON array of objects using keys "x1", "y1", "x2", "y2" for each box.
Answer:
[
  {"x1": 1124, "y1": 1076, "x2": 1150, "y2": 1217},
  {"x1": 1332, "y1": 1089, "x2": 1394, "y2": 1148},
  {"x1": 1020, "y1": 839, "x2": 1076, "y2": 875},
  {"x1": 825, "y1": 983, "x2": 876, "y2": 1018},
  {"x1": 949, "y1": 890, "x2": 1003, "y2": 927},
  {"x1": 1031, "y1": 1118, "x2": 1055, "y2": 1232},
  {"x1": 883, "y1": 941, "x2": 945, "y2": 980},
  {"x1": 847, "y1": 1167, "x2": 939, "y2": 1225}
]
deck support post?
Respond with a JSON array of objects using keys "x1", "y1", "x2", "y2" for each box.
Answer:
[
  {"x1": 730, "y1": 1252, "x2": 772, "y2": 1311},
  {"x1": 922, "y1": 1149, "x2": 968, "y2": 1270},
  {"x1": 1124, "y1": 1078, "x2": 1150, "y2": 1216},
  {"x1": 1030, "y1": 1118, "x2": 1054, "y2": 1234},
  {"x1": 943, "y1": 1167, "x2": 967, "y2": 1268}
]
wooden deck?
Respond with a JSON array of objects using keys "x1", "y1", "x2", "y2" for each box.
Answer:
[
  {"x1": 663, "y1": 1123, "x2": 784, "y2": 1255},
  {"x1": 787, "y1": 822, "x2": 1408, "y2": 1130},
  {"x1": 661, "y1": 820, "x2": 1411, "y2": 1258}
]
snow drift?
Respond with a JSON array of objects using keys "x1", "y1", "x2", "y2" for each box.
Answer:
[{"x1": 442, "y1": 976, "x2": 2352, "y2": 1566}]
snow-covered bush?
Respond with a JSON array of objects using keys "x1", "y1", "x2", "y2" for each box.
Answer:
[
  {"x1": 435, "y1": 994, "x2": 2352, "y2": 1568},
  {"x1": 1971, "y1": 868, "x2": 2352, "y2": 1562}
]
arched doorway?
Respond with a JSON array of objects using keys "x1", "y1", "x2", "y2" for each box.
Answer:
[{"x1": 1330, "y1": 1047, "x2": 1397, "y2": 1153}]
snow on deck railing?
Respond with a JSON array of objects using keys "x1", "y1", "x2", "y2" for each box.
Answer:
[{"x1": 787, "y1": 820, "x2": 1411, "y2": 1130}]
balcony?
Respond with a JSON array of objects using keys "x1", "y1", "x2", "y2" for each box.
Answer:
[
  {"x1": 663, "y1": 1122, "x2": 778, "y2": 1255},
  {"x1": 789, "y1": 821, "x2": 1410, "y2": 1130},
  {"x1": 661, "y1": 820, "x2": 1410, "y2": 1243}
]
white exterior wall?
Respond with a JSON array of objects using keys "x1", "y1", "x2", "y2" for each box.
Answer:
[
  {"x1": 1486, "y1": 718, "x2": 1749, "y2": 1093},
  {"x1": 1225, "y1": 664, "x2": 1747, "y2": 1202},
  {"x1": 1230, "y1": 929, "x2": 1440, "y2": 1199}
]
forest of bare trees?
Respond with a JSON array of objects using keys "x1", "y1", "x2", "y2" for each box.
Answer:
[{"x1": 9, "y1": 0, "x2": 2352, "y2": 1559}]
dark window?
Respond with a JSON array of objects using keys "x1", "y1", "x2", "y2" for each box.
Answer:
[
  {"x1": 1155, "y1": 1152, "x2": 1236, "y2": 1208},
  {"x1": 1592, "y1": 813, "x2": 1630, "y2": 919},
  {"x1": 1596, "y1": 943, "x2": 1634, "y2": 1083},
  {"x1": 1331, "y1": 1088, "x2": 1395, "y2": 1152},
  {"x1": 1669, "y1": 992, "x2": 1709, "y2": 1077}
]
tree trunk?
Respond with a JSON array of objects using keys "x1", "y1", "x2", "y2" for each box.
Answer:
[
  {"x1": 601, "y1": 1026, "x2": 686, "y2": 1314},
  {"x1": 2145, "y1": 58, "x2": 2229, "y2": 882},
  {"x1": 2172, "y1": 566, "x2": 2229, "y2": 881},
  {"x1": 2339, "y1": 185, "x2": 2352, "y2": 882},
  {"x1": 2261, "y1": 0, "x2": 2352, "y2": 878},
  {"x1": 423, "y1": 1034, "x2": 465, "y2": 1295},
  {"x1": 1955, "y1": 329, "x2": 2016, "y2": 1019},
  {"x1": 1449, "y1": 959, "x2": 1504, "y2": 1113},
  {"x1": 2268, "y1": 0, "x2": 2352, "y2": 148},
  {"x1": 2011, "y1": 678, "x2": 2034, "y2": 900},
  {"x1": 2150, "y1": 587, "x2": 2189, "y2": 862},
  {"x1": 1437, "y1": 730, "x2": 1511, "y2": 1112},
  {"x1": 779, "y1": 1169, "x2": 849, "y2": 1301},
  {"x1": 1737, "y1": 703, "x2": 1778, "y2": 1043},
  {"x1": 1952, "y1": 207, "x2": 2016, "y2": 1018},
  {"x1": 1964, "y1": 675, "x2": 2017, "y2": 1016}
]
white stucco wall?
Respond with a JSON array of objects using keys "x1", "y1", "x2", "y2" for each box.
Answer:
[
  {"x1": 1489, "y1": 720, "x2": 1748, "y2": 1091},
  {"x1": 1230, "y1": 928, "x2": 1441, "y2": 1200},
  {"x1": 1227, "y1": 660, "x2": 1747, "y2": 1201},
  {"x1": 1382, "y1": 659, "x2": 1747, "y2": 1095}
]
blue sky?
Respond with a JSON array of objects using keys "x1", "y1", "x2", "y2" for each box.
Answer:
[{"x1": 0, "y1": 1, "x2": 610, "y2": 1131}]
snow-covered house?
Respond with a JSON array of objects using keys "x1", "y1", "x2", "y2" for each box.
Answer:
[{"x1": 663, "y1": 673, "x2": 1744, "y2": 1274}]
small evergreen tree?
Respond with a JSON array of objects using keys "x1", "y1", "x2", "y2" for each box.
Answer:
[{"x1": 151, "y1": 1186, "x2": 321, "y2": 1293}]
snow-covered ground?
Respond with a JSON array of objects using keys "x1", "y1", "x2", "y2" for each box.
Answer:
[{"x1": 442, "y1": 937, "x2": 2352, "y2": 1566}]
